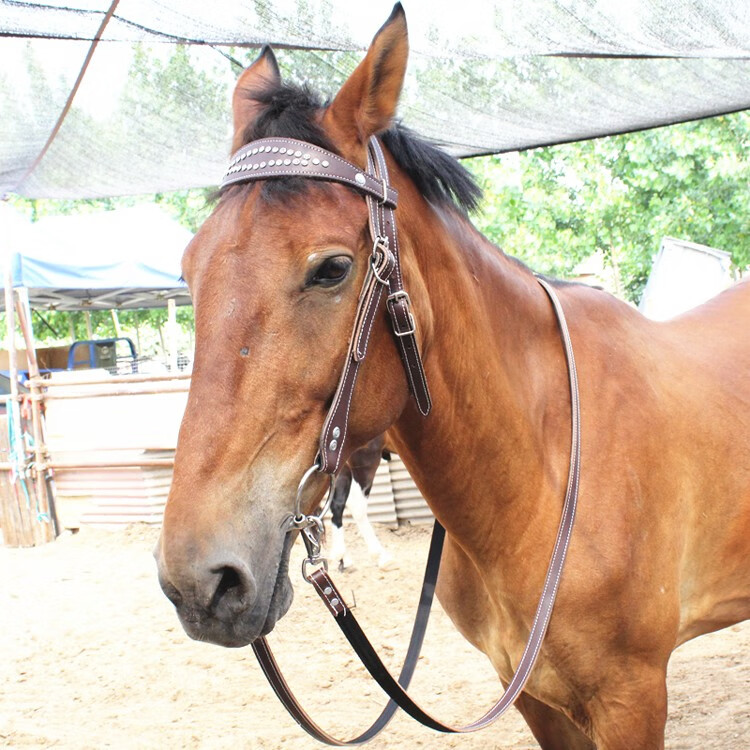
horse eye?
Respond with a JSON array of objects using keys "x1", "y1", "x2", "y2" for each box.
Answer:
[{"x1": 309, "y1": 256, "x2": 352, "y2": 287}]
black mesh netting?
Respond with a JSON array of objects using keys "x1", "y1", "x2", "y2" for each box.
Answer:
[{"x1": 2, "y1": 0, "x2": 749, "y2": 198}]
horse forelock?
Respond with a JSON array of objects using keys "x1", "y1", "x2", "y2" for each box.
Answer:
[
  {"x1": 239, "y1": 81, "x2": 334, "y2": 152},
  {"x1": 226, "y1": 79, "x2": 482, "y2": 215}
]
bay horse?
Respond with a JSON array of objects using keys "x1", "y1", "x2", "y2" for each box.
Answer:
[
  {"x1": 327, "y1": 435, "x2": 396, "y2": 571},
  {"x1": 155, "y1": 5, "x2": 750, "y2": 747}
]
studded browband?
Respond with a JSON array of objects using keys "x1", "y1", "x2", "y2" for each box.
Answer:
[{"x1": 221, "y1": 136, "x2": 432, "y2": 475}]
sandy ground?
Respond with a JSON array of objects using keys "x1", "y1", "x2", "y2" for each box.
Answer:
[{"x1": 1, "y1": 523, "x2": 748, "y2": 749}]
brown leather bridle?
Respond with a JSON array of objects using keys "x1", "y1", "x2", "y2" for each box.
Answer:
[{"x1": 220, "y1": 135, "x2": 581, "y2": 744}]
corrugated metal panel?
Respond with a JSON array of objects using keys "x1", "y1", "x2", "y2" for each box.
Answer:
[
  {"x1": 342, "y1": 458, "x2": 397, "y2": 527},
  {"x1": 389, "y1": 455, "x2": 434, "y2": 524},
  {"x1": 54, "y1": 450, "x2": 429, "y2": 529},
  {"x1": 54, "y1": 452, "x2": 173, "y2": 528}
]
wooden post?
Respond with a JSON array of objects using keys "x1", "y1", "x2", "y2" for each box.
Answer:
[
  {"x1": 166, "y1": 298, "x2": 177, "y2": 372},
  {"x1": 0, "y1": 414, "x2": 24, "y2": 546},
  {"x1": 111, "y1": 309, "x2": 122, "y2": 338},
  {"x1": 84, "y1": 310, "x2": 93, "y2": 339},
  {"x1": 157, "y1": 321, "x2": 166, "y2": 365},
  {"x1": 2, "y1": 266, "x2": 38, "y2": 545},
  {"x1": 16, "y1": 288, "x2": 58, "y2": 541},
  {"x1": 134, "y1": 312, "x2": 142, "y2": 354}
]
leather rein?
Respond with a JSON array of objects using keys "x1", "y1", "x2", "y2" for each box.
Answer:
[{"x1": 220, "y1": 135, "x2": 581, "y2": 744}]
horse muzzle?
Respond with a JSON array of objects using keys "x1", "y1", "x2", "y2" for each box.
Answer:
[{"x1": 155, "y1": 530, "x2": 295, "y2": 648}]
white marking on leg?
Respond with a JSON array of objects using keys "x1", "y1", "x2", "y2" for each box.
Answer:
[
  {"x1": 348, "y1": 483, "x2": 396, "y2": 569},
  {"x1": 328, "y1": 523, "x2": 346, "y2": 562}
]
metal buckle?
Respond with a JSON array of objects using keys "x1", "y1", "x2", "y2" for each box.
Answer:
[
  {"x1": 290, "y1": 462, "x2": 336, "y2": 580},
  {"x1": 388, "y1": 290, "x2": 417, "y2": 337}
]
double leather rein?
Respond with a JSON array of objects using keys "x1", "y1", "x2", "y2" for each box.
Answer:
[{"x1": 221, "y1": 137, "x2": 581, "y2": 745}]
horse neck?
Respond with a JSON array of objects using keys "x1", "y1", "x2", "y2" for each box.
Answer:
[{"x1": 392, "y1": 203, "x2": 572, "y2": 564}]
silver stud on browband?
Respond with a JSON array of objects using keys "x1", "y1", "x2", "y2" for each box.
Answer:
[
  {"x1": 332, "y1": 426, "x2": 341, "y2": 439},
  {"x1": 355, "y1": 173, "x2": 366, "y2": 186},
  {"x1": 329, "y1": 439, "x2": 338, "y2": 451},
  {"x1": 312, "y1": 157, "x2": 320, "y2": 165},
  {"x1": 322, "y1": 160, "x2": 329, "y2": 168}
]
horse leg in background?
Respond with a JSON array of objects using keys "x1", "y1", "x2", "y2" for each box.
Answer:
[
  {"x1": 349, "y1": 436, "x2": 396, "y2": 571},
  {"x1": 328, "y1": 466, "x2": 354, "y2": 570},
  {"x1": 345, "y1": 481, "x2": 396, "y2": 570}
]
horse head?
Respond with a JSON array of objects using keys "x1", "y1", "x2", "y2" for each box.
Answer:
[{"x1": 155, "y1": 5, "x2": 441, "y2": 647}]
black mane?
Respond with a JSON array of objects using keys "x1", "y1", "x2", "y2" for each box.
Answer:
[{"x1": 233, "y1": 81, "x2": 482, "y2": 214}]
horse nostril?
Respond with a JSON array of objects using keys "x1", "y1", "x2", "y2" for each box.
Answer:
[{"x1": 210, "y1": 564, "x2": 256, "y2": 616}]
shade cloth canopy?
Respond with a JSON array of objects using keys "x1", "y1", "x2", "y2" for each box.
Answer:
[
  {"x1": 1, "y1": 204, "x2": 191, "y2": 310},
  {"x1": 1, "y1": 0, "x2": 749, "y2": 198}
]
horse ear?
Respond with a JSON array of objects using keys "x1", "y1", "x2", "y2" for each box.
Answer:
[
  {"x1": 231, "y1": 45, "x2": 281, "y2": 152},
  {"x1": 323, "y1": 3, "x2": 408, "y2": 154}
]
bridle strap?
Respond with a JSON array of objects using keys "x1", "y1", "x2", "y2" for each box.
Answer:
[
  {"x1": 318, "y1": 138, "x2": 431, "y2": 473},
  {"x1": 254, "y1": 278, "x2": 581, "y2": 741},
  {"x1": 221, "y1": 135, "x2": 431, "y2": 476},
  {"x1": 369, "y1": 139, "x2": 432, "y2": 418}
]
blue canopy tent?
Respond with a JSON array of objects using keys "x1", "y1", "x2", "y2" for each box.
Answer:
[
  {"x1": 1, "y1": 204, "x2": 192, "y2": 311},
  {"x1": 0, "y1": 203, "x2": 193, "y2": 545}
]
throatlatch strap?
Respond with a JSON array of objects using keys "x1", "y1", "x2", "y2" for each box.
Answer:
[
  {"x1": 368, "y1": 139, "x2": 432, "y2": 417},
  {"x1": 255, "y1": 278, "x2": 581, "y2": 740}
]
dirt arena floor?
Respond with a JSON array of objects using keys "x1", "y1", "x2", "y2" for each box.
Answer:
[{"x1": 1, "y1": 523, "x2": 748, "y2": 749}]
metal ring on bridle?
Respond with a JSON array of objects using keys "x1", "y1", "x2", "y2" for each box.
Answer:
[{"x1": 293, "y1": 462, "x2": 336, "y2": 525}]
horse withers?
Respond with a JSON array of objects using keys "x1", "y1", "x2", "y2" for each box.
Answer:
[{"x1": 155, "y1": 5, "x2": 750, "y2": 748}]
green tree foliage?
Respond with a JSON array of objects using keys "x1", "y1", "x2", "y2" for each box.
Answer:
[{"x1": 467, "y1": 111, "x2": 749, "y2": 302}]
